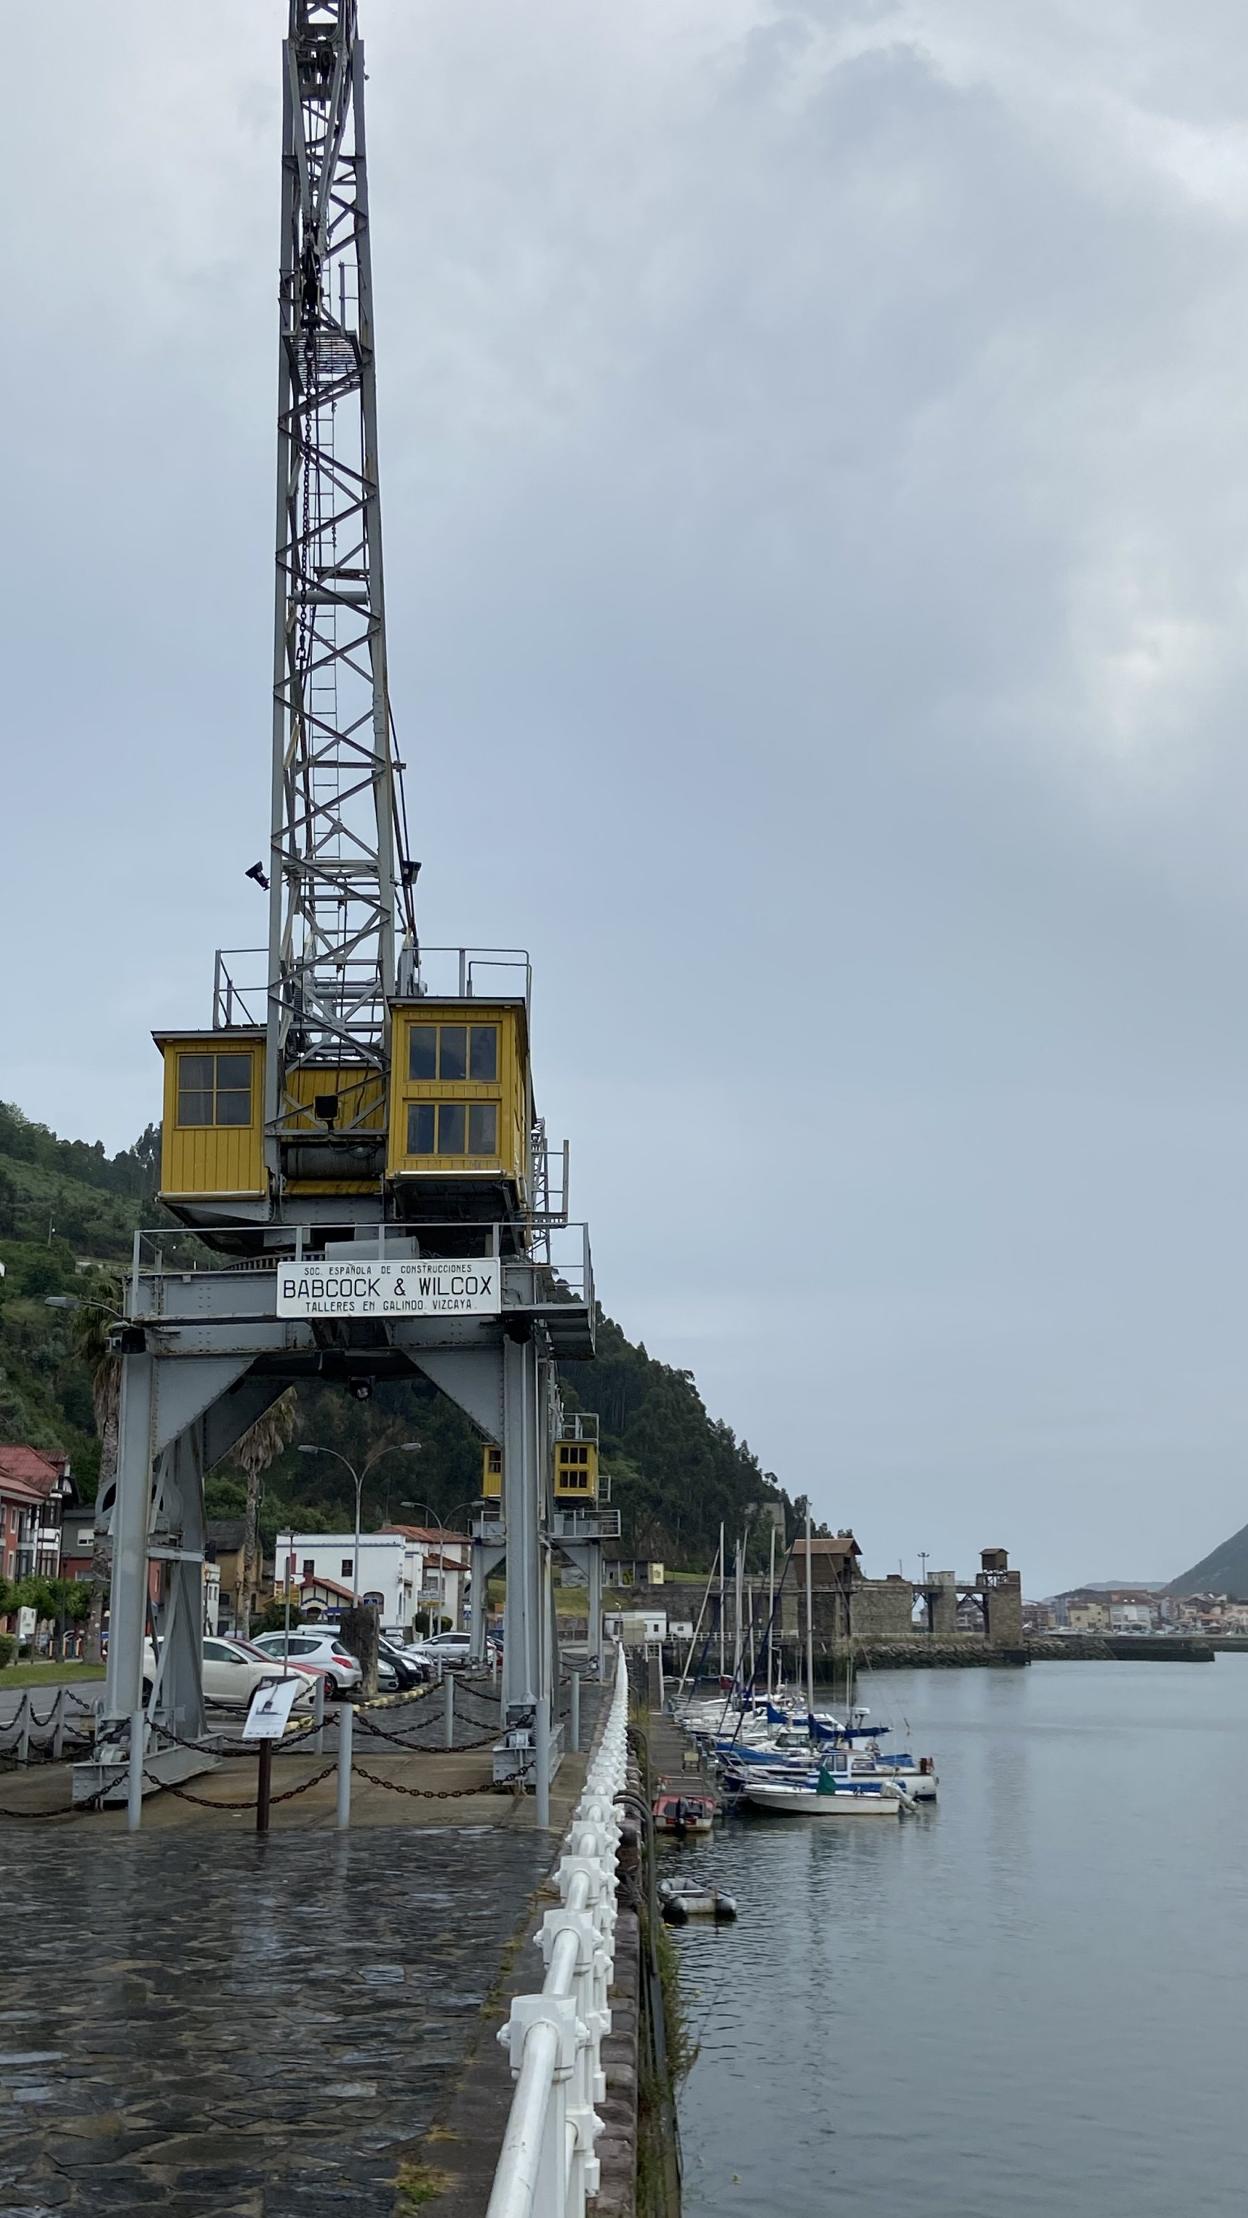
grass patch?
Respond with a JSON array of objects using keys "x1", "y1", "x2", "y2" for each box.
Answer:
[
  {"x1": 656, "y1": 1915, "x2": 699, "y2": 2083},
  {"x1": 394, "y1": 2162, "x2": 454, "y2": 2211},
  {"x1": 0, "y1": 1660, "x2": 102, "y2": 1688}
]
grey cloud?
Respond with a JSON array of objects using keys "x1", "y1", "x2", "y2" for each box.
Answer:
[{"x1": 4, "y1": 1, "x2": 1247, "y2": 1591}]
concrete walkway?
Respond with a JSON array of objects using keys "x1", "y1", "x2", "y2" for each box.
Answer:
[{"x1": 0, "y1": 1680, "x2": 602, "y2": 2216}]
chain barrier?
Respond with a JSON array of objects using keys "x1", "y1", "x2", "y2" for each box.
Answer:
[
  {"x1": 141, "y1": 1763, "x2": 338, "y2": 1812},
  {"x1": 0, "y1": 1798, "x2": 92, "y2": 1823},
  {"x1": 0, "y1": 1735, "x2": 94, "y2": 1770},
  {"x1": 350, "y1": 1759, "x2": 500, "y2": 1801},
  {"x1": 149, "y1": 1717, "x2": 323, "y2": 1760},
  {"x1": 355, "y1": 1711, "x2": 499, "y2": 1753}
]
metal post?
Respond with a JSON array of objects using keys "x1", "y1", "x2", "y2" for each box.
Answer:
[
  {"x1": 569, "y1": 1669, "x2": 581, "y2": 1754},
  {"x1": 353, "y1": 1470, "x2": 363, "y2": 1606},
  {"x1": 52, "y1": 1687, "x2": 65, "y2": 1762},
  {"x1": 104, "y1": 1352, "x2": 155, "y2": 1725},
  {"x1": 312, "y1": 1669, "x2": 326, "y2": 1756},
  {"x1": 589, "y1": 1540, "x2": 604, "y2": 1677},
  {"x1": 444, "y1": 1672, "x2": 455, "y2": 1749},
  {"x1": 16, "y1": 1693, "x2": 30, "y2": 1768},
  {"x1": 127, "y1": 1708, "x2": 144, "y2": 1832},
  {"x1": 534, "y1": 1695, "x2": 551, "y2": 1828},
  {"x1": 501, "y1": 1335, "x2": 541, "y2": 1716},
  {"x1": 256, "y1": 1740, "x2": 273, "y2": 1836},
  {"x1": 336, "y1": 1699, "x2": 353, "y2": 1830}
]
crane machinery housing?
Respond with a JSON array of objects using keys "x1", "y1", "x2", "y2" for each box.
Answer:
[{"x1": 83, "y1": 0, "x2": 611, "y2": 1807}]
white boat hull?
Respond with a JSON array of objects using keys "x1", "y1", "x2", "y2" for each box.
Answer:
[{"x1": 744, "y1": 1781, "x2": 902, "y2": 1818}]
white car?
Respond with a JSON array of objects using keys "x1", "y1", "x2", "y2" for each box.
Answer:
[
  {"x1": 141, "y1": 1635, "x2": 317, "y2": 1710},
  {"x1": 405, "y1": 1631, "x2": 473, "y2": 1669},
  {"x1": 250, "y1": 1629, "x2": 363, "y2": 1692}
]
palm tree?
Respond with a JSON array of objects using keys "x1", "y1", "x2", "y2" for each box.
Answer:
[
  {"x1": 236, "y1": 1390, "x2": 299, "y2": 1636},
  {"x1": 73, "y1": 1274, "x2": 123, "y2": 1666}
]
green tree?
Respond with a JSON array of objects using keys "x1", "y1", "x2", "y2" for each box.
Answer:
[{"x1": 72, "y1": 1274, "x2": 124, "y2": 1664}]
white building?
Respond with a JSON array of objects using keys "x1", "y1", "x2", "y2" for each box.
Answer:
[
  {"x1": 1110, "y1": 1602, "x2": 1155, "y2": 1633},
  {"x1": 280, "y1": 1531, "x2": 426, "y2": 1636},
  {"x1": 383, "y1": 1525, "x2": 470, "y2": 1631}
]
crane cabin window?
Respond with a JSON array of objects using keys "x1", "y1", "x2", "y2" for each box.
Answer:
[
  {"x1": 176, "y1": 1051, "x2": 253, "y2": 1129},
  {"x1": 407, "y1": 1023, "x2": 498, "y2": 1083},
  {"x1": 406, "y1": 1100, "x2": 499, "y2": 1158}
]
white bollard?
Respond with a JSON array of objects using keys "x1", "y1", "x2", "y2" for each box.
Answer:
[
  {"x1": 444, "y1": 1671, "x2": 455, "y2": 1749},
  {"x1": 336, "y1": 1699, "x2": 353, "y2": 1830},
  {"x1": 535, "y1": 1697, "x2": 551, "y2": 1829},
  {"x1": 127, "y1": 1708, "x2": 144, "y2": 1832}
]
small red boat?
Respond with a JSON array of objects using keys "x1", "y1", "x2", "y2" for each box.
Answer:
[{"x1": 652, "y1": 1785, "x2": 717, "y2": 1836}]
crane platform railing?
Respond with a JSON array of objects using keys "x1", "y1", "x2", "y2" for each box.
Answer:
[{"x1": 486, "y1": 1646, "x2": 629, "y2": 2218}]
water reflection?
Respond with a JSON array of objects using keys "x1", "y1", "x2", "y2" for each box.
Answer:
[{"x1": 676, "y1": 1660, "x2": 1248, "y2": 2218}]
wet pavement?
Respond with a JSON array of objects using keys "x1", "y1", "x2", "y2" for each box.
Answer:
[{"x1": 0, "y1": 1822, "x2": 551, "y2": 2216}]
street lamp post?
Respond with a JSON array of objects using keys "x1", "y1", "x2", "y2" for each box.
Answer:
[{"x1": 296, "y1": 1441, "x2": 421, "y2": 1605}]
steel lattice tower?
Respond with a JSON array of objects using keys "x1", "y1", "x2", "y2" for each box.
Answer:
[{"x1": 265, "y1": 0, "x2": 416, "y2": 1141}]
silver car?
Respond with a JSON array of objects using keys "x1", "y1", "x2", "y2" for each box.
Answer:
[{"x1": 250, "y1": 1629, "x2": 363, "y2": 1692}]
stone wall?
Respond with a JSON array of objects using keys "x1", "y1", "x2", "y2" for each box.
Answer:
[{"x1": 983, "y1": 1572, "x2": 1024, "y2": 1647}]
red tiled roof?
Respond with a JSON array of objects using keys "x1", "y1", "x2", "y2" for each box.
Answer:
[
  {"x1": 0, "y1": 1445, "x2": 65, "y2": 1500},
  {"x1": 794, "y1": 1534, "x2": 861, "y2": 1557},
  {"x1": 384, "y1": 1523, "x2": 470, "y2": 1549},
  {"x1": 299, "y1": 1573, "x2": 355, "y2": 1601}
]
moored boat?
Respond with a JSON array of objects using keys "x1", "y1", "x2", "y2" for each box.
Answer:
[
  {"x1": 743, "y1": 1771, "x2": 905, "y2": 1818},
  {"x1": 653, "y1": 1786, "x2": 717, "y2": 1836}
]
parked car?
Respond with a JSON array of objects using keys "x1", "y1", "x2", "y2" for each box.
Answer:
[
  {"x1": 141, "y1": 1635, "x2": 317, "y2": 1711},
  {"x1": 405, "y1": 1630, "x2": 473, "y2": 1669},
  {"x1": 250, "y1": 1629, "x2": 363, "y2": 1693},
  {"x1": 376, "y1": 1635, "x2": 430, "y2": 1690}
]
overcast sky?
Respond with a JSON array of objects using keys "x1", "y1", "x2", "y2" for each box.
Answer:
[{"x1": 5, "y1": 0, "x2": 1248, "y2": 1594}]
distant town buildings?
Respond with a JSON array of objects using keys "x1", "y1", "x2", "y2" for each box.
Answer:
[{"x1": 1038, "y1": 1586, "x2": 1248, "y2": 1637}]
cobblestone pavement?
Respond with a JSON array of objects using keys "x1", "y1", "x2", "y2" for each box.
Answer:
[{"x1": 0, "y1": 1823, "x2": 551, "y2": 2216}]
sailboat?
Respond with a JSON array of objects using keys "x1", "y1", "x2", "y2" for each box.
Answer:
[{"x1": 742, "y1": 1762, "x2": 907, "y2": 1817}]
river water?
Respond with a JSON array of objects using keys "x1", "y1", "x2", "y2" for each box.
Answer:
[{"x1": 672, "y1": 1659, "x2": 1248, "y2": 2218}]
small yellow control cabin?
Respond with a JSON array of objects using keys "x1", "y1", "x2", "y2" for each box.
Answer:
[
  {"x1": 480, "y1": 1418, "x2": 600, "y2": 1507},
  {"x1": 481, "y1": 1444, "x2": 503, "y2": 1502},
  {"x1": 153, "y1": 991, "x2": 533, "y2": 1241}
]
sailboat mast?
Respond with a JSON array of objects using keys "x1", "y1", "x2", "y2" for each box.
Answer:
[
  {"x1": 804, "y1": 1509, "x2": 815, "y2": 1718},
  {"x1": 767, "y1": 1523, "x2": 776, "y2": 1699},
  {"x1": 718, "y1": 1521, "x2": 726, "y2": 1680}
]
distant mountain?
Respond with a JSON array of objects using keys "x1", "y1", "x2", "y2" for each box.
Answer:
[
  {"x1": 1167, "y1": 1525, "x2": 1248, "y2": 1598},
  {"x1": 1073, "y1": 1581, "x2": 1168, "y2": 1595}
]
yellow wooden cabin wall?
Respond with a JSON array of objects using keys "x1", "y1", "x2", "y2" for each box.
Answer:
[
  {"x1": 554, "y1": 1440, "x2": 599, "y2": 1501},
  {"x1": 282, "y1": 1065, "x2": 387, "y2": 1131},
  {"x1": 386, "y1": 1002, "x2": 528, "y2": 1193},
  {"x1": 158, "y1": 1036, "x2": 265, "y2": 1198}
]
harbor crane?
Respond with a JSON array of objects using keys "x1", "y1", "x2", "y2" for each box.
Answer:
[{"x1": 85, "y1": 0, "x2": 611, "y2": 1805}]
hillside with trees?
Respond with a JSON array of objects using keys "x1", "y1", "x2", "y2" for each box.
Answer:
[
  {"x1": 0, "y1": 1103, "x2": 792, "y2": 1567},
  {"x1": 1168, "y1": 1523, "x2": 1248, "y2": 1599}
]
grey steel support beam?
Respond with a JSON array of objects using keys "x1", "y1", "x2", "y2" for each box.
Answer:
[
  {"x1": 103, "y1": 1352, "x2": 156, "y2": 1725},
  {"x1": 155, "y1": 1427, "x2": 207, "y2": 1739},
  {"x1": 501, "y1": 1333, "x2": 543, "y2": 1716},
  {"x1": 102, "y1": 1346, "x2": 260, "y2": 1727},
  {"x1": 590, "y1": 1542, "x2": 604, "y2": 1673}
]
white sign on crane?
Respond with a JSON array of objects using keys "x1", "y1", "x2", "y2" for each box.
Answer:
[{"x1": 275, "y1": 1258, "x2": 501, "y2": 1319}]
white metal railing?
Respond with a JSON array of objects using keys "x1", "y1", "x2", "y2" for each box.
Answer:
[{"x1": 486, "y1": 1648, "x2": 630, "y2": 2218}]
